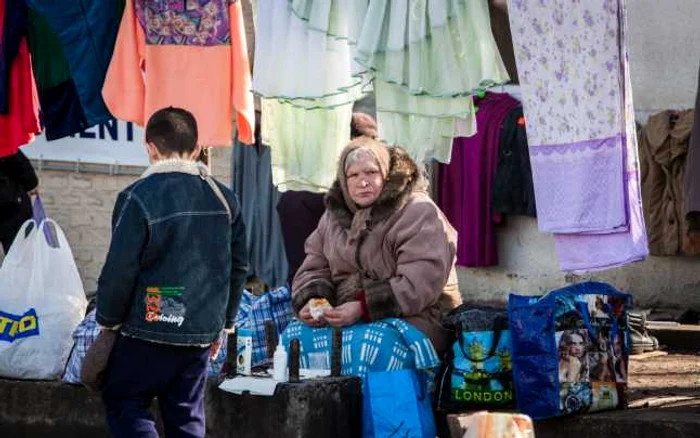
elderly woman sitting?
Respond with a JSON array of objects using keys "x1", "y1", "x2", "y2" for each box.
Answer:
[{"x1": 281, "y1": 135, "x2": 462, "y2": 375}]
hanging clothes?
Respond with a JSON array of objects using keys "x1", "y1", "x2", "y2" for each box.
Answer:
[
  {"x1": 509, "y1": 0, "x2": 647, "y2": 271},
  {"x1": 103, "y1": 0, "x2": 255, "y2": 147},
  {"x1": 0, "y1": 0, "x2": 40, "y2": 158},
  {"x1": 0, "y1": 0, "x2": 27, "y2": 114},
  {"x1": 276, "y1": 190, "x2": 325, "y2": 286},
  {"x1": 360, "y1": 0, "x2": 509, "y2": 163},
  {"x1": 26, "y1": 6, "x2": 88, "y2": 140},
  {"x1": 231, "y1": 138, "x2": 288, "y2": 288},
  {"x1": 374, "y1": 79, "x2": 476, "y2": 164},
  {"x1": 256, "y1": 0, "x2": 508, "y2": 182},
  {"x1": 261, "y1": 98, "x2": 352, "y2": 191},
  {"x1": 252, "y1": 0, "x2": 367, "y2": 105},
  {"x1": 438, "y1": 92, "x2": 520, "y2": 267},
  {"x1": 26, "y1": 0, "x2": 122, "y2": 129},
  {"x1": 253, "y1": 0, "x2": 367, "y2": 191},
  {"x1": 684, "y1": 63, "x2": 700, "y2": 240},
  {"x1": 492, "y1": 107, "x2": 537, "y2": 217},
  {"x1": 638, "y1": 110, "x2": 694, "y2": 256},
  {"x1": 354, "y1": 0, "x2": 507, "y2": 97}
]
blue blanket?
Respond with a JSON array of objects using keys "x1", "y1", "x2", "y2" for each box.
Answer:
[{"x1": 281, "y1": 318, "x2": 440, "y2": 376}]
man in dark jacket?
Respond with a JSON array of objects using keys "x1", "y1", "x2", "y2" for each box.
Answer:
[
  {"x1": 96, "y1": 107, "x2": 248, "y2": 438},
  {"x1": 0, "y1": 150, "x2": 38, "y2": 253}
]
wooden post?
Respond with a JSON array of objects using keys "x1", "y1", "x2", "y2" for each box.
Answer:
[
  {"x1": 265, "y1": 320, "x2": 277, "y2": 360},
  {"x1": 331, "y1": 328, "x2": 342, "y2": 377},
  {"x1": 224, "y1": 329, "x2": 238, "y2": 378},
  {"x1": 289, "y1": 338, "x2": 301, "y2": 383}
]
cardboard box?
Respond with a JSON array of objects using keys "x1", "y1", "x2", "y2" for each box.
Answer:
[{"x1": 237, "y1": 328, "x2": 253, "y2": 376}]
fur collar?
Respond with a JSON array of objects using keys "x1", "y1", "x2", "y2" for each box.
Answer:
[
  {"x1": 140, "y1": 158, "x2": 208, "y2": 180},
  {"x1": 325, "y1": 146, "x2": 426, "y2": 229}
]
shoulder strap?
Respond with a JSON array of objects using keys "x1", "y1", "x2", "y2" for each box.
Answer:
[{"x1": 204, "y1": 176, "x2": 232, "y2": 223}]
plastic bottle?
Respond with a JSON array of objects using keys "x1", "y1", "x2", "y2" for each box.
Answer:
[{"x1": 272, "y1": 340, "x2": 288, "y2": 382}]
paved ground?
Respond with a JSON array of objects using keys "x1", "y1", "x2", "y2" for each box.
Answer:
[{"x1": 627, "y1": 350, "x2": 700, "y2": 409}]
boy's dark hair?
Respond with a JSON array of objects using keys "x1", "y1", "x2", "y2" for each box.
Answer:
[{"x1": 145, "y1": 107, "x2": 198, "y2": 155}]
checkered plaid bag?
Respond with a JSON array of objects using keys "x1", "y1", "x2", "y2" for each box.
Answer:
[
  {"x1": 234, "y1": 286, "x2": 294, "y2": 366},
  {"x1": 63, "y1": 309, "x2": 100, "y2": 384}
]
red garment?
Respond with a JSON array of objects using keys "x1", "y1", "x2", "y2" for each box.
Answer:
[{"x1": 0, "y1": 1, "x2": 40, "y2": 158}]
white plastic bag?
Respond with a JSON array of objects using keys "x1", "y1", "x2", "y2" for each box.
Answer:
[{"x1": 0, "y1": 219, "x2": 87, "y2": 379}]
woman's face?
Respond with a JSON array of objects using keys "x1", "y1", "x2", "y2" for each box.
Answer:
[
  {"x1": 568, "y1": 333, "x2": 585, "y2": 358},
  {"x1": 346, "y1": 154, "x2": 384, "y2": 208}
]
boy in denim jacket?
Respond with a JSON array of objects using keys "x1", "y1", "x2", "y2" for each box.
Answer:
[{"x1": 96, "y1": 107, "x2": 248, "y2": 438}]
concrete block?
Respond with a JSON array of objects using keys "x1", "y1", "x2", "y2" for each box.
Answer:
[
  {"x1": 56, "y1": 194, "x2": 81, "y2": 207},
  {"x1": 37, "y1": 172, "x2": 68, "y2": 188},
  {"x1": 0, "y1": 377, "x2": 362, "y2": 438}
]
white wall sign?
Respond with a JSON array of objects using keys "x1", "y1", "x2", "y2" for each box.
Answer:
[{"x1": 22, "y1": 119, "x2": 149, "y2": 167}]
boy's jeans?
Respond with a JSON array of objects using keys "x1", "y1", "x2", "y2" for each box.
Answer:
[{"x1": 101, "y1": 335, "x2": 210, "y2": 438}]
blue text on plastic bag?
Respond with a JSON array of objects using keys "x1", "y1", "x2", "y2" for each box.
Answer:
[{"x1": 0, "y1": 309, "x2": 40, "y2": 342}]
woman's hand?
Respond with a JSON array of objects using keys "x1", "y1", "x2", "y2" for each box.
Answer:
[
  {"x1": 323, "y1": 301, "x2": 363, "y2": 327},
  {"x1": 299, "y1": 302, "x2": 326, "y2": 327}
]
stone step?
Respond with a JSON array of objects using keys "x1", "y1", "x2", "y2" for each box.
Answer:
[
  {"x1": 0, "y1": 377, "x2": 362, "y2": 438},
  {"x1": 648, "y1": 324, "x2": 700, "y2": 351}
]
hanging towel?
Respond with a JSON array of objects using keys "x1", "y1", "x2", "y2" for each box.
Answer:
[
  {"x1": 509, "y1": 0, "x2": 647, "y2": 271},
  {"x1": 509, "y1": 0, "x2": 628, "y2": 233}
]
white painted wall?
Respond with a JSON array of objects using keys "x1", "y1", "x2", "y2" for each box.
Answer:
[{"x1": 628, "y1": 0, "x2": 700, "y2": 119}]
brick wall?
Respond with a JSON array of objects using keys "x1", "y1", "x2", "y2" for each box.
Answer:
[{"x1": 9, "y1": 148, "x2": 233, "y2": 296}]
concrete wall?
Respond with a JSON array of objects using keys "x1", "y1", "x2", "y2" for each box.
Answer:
[
  {"x1": 628, "y1": 0, "x2": 700, "y2": 119},
  {"x1": 457, "y1": 217, "x2": 700, "y2": 308}
]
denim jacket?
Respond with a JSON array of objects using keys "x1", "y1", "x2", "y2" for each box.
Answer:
[{"x1": 96, "y1": 159, "x2": 249, "y2": 345}]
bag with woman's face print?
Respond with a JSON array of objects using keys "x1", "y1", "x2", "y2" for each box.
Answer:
[{"x1": 508, "y1": 282, "x2": 632, "y2": 420}]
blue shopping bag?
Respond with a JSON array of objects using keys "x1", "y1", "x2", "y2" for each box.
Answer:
[
  {"x1": 508, "y1": 282, "x2": 632, "y2": 420},
  {"x1": 363, "y1": 370, "x2": 436, "y2": 438}
]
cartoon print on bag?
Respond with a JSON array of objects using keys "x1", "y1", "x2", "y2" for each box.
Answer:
[{"x1": 451, "y1": 331, "x2": 514, "y2": 405}]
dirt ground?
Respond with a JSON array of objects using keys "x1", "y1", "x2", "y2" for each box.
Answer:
[{"x1": 627, "y1": 351, "x2": 700, "y2": 408}]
